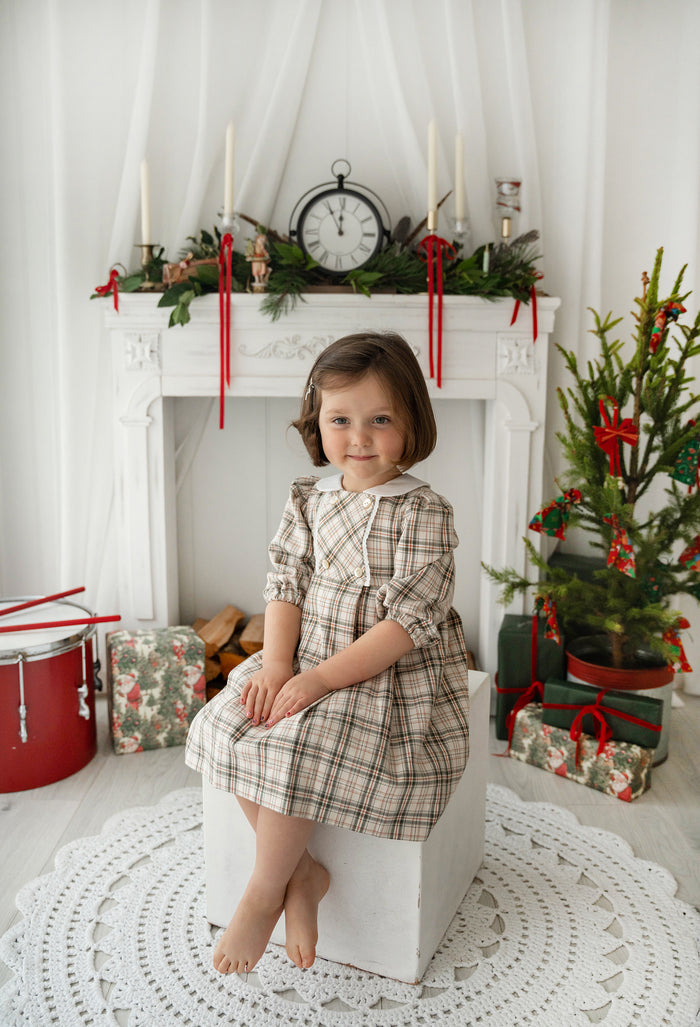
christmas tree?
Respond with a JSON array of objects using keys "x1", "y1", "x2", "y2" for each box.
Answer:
[{"x1": 485, "y1": 248, "x2": 700, "y2": 669}]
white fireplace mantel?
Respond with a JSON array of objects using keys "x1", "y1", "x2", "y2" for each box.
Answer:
[{"x1": 105, "y1": 291, "x2": 560, "y2": 674}]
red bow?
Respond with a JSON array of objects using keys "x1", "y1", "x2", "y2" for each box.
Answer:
[
  {"x1": 510, "y1": 273, "x2": 544, "y2": 342},
  {"x1": 417, "y1": 234, "x2": 456, "y2": 388},
  {"x1": 593, "y1": 396, "x2": 638, "y2": 476},
  {"x1": 544, "y1": 689, "x2": 662, "y2": 767},
  {"x1": 218, "y1": 232, "x2": 233, "y2": 430},
  {"x1": 603, "y1": 513, "x2": 636, "y2": 577},
  {"x1": 95, "y1": 268, "x2": 120, "y2": 312}
]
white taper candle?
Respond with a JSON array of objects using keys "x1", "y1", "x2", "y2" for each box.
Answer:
[
  {"x1": 427, "y1": 120, "x2": 437, "y2": 220},
  {"x1": 454, "y1": 134, "x2": 465, "y2": 220},
  {"x1": 224, "y1": 122, "x2": 235, "y2": 220},
  {"x1": 140, "y1": 159, "x2": 151, "y2": 244}
]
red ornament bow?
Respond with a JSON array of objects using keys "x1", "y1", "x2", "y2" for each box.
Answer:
[
  {"x1": 650, "y1": 300, "x2": 686, "y2": 354},
  {"x1": 593, "y1": 397, "x2": 638, "y2": 477},
  {"x1": 528, "y1": 488, "x2": 582, "y2": 540},
  {"x1": 603, "y1": 514, "x2": 636, "y2": 577},
  {"x1": 509, "y1": 272, "x2": 544, "y2": 343},
  {"x1": 218, "y1": 232, "x2": 233, "y2": 430},
  {"x1": 536, "y1": 594, "x2": 561, "y2": 645},
  {"x1": 663, "y1": 617, "x2": 692, "y2": 673},
  {"x1": 95, "y1": 268, "x2": 120, "y2": 312},
  {"x1": 417, "y1": 234, "x2": 456, "y2": 388}
]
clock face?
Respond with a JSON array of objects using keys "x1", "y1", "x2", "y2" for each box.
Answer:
[{"x1": 297, "y1": 188, "x2": 383, "y2": 273}]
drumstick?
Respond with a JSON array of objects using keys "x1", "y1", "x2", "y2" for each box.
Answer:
[
  {"x1": 0, "y1": 614, "x2": 121, "y2": 634},
  {"x1": 0, "y1": 587, "x2": 87, "y2": 619}
]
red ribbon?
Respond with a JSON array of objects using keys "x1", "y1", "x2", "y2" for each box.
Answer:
[
  {"x1": 218, "y1": 232, "x2": 233, "y2": 430},
  {"x1": 504, "y1": 679, "x2": 544, "y2": 749},
  {"x1": 543, "y1": 689, "x2": 661, "y2": 767},
  {"x1": 593, "y1": 396, "x2": 638, "y2": 476},
  {"x1": 663, "y1": 617, "x2": 693, "y2": 672},
  {"x1": 509, "y1": 274, "x2": 543, "y2": 343},
  {"x1": 417, "y1": 234, "x2": 456, "y2": 388},
  {"x1": 95, "y1": 268, "x2": 120, "y2": 312}
]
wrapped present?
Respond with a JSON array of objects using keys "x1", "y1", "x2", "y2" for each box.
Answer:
[
  {"x1": 510, "y1": 702, "x2": 652, "y2": 801},
  {"x1": 495, "y1": 613, "x2": 566, "y2": 740},
  {"x1": 541, "y1": 678, "x2": 663, "y2": 749},
  {"x1": 107, "y1": 626, "x2": 206, "y2": 754}
]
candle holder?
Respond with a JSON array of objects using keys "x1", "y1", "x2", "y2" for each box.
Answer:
[
  {"x1": 426, "y1": 210, "x2": 438, "y2": 234},
  {"x1": 448, "y1": 216, "x2": 471, "y2": 257},
  {"x1": 494, "y1": 178, "x2": 521, "y2": 245},
  {"x1": 134, "y1": 243, "x2": 161, "y2": 289},
  {"x1": 221, "y1": 212, "x2": 241, "y2": 238}
]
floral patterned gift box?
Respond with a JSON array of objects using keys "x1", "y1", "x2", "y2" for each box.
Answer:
[
  {"x1": 510, "y1": 702, "x2": 652, "y2": 801},
  {"x1": 107, "y1": 627, "x2": 206, "y2": 754}
]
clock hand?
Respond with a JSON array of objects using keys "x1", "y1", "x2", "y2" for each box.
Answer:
[{"x1": 324, "y1": 200, "x2": 342, "y2": 233}]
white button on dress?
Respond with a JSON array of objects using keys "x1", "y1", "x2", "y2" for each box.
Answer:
[
  {"x1": 354, "y1": 566, "x2": 364, "y2": 578},
  {"x1": 363, "y1": 497, "x2": 373, "y2": 508}
]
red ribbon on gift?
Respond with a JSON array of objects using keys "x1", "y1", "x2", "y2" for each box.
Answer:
[
  {"x1": 417, "y1": 234, "x2": 456, "y2": 388},
  {"x1": 543, "y1": 689, "x2": 661, "y2": 767},
  {"x1": 218, "y1": 232, "x2": 233, "y2": 430},
  {"x1": 509, "y1": 273, "x2": 544, "y2": 343},
  {"x1": 504, "y1": 678, "x2": 544, "y2": 749},
  {"x1": 95, "y1": 268, "x2": 120, "y2": 312},
  {"x1": 593, "y1": 396, "x2": 638, "y2": 477}
]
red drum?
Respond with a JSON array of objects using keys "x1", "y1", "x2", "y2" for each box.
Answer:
[{"x1": 0, "y1": 598, "x2": 98, "y2": 792}]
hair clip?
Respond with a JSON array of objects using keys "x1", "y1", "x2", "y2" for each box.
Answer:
[{"x1": 304, "y1": 379, "x2": 315, "y2": 401}]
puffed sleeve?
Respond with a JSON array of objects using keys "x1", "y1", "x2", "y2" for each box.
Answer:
[
  {"x1": 376, "y1": 490, "x2": 458, "y2": 648},
  {"x1": 262, "y1": 477, "x2": 317, "y2": 607}
]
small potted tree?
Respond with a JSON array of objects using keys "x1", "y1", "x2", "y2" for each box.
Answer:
[{"x1": 485, "y1": 249, "x2": 700, "y2": 756}]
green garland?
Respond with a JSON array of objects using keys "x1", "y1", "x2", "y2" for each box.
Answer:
[{"x1": 92, "y1": 223, "x2": 542, "y2": 329}]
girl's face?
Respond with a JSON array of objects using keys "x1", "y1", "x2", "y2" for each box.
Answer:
[{"x1": 318, "y1": 373, "x2": 407, "y2": 492}]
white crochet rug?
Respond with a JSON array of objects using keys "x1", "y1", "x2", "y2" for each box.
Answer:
[{"x1": 1, "y1": 786, "x2": 698, "y2": 1027}]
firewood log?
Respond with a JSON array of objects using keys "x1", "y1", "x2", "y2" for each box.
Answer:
[
  {"x1": 240, "y1": 613, "x2": 264, "y2": 655},
  {"x1": 197, "y1": 605, "x2": 245, "y2": 658}
]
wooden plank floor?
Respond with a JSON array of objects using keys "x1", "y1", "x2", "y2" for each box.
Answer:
[{"x1": 1, "y1": 691, "x2": 699, "y2": 994}]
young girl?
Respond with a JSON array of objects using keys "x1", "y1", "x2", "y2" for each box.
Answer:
[{"x1": 185, "y1": 331, "x2": 470, "y2": 976}]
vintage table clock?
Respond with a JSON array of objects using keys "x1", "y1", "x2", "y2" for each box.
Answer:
[{"x1": 289, "y1": 159, "x2": 390, "y2": 274}]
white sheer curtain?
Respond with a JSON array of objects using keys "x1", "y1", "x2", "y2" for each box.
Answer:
[{"x1": 1, "y1": 0, "x2": 699, "y2": 675}]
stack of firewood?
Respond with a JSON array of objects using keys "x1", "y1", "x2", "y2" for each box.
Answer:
[{"x1": 193, "y1": 605, "x2": 264, "y2": 701}]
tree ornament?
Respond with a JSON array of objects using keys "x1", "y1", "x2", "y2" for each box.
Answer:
[
  {"x1": 679, "y1": 534, "x2": 700, "y2": 571},
  {"x1": 650, "y1": 300, "x2": 686, "y2": 354},
  {"x1": 528, "y1": 489, "x2": 582, "y2": 540},
  {"x1": 593, "y1": 396, "x2": 638, "y2": 477},
  {"x1": 671, "y1": 420, "x2": 699, "y2": 492},
  {"x1": 603, "y1": 514, "x2": 636, "y2": 577},
  {"x1": 536, "y1": 594, "x2": 561, "y2": 645},
  {"x1": 663, "y1": 617, "x2": 692, "y2": 673}
]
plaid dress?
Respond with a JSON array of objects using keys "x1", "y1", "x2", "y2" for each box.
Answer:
[{"x1": 185, "y1": 473, "x2": 470, "y2": 841}]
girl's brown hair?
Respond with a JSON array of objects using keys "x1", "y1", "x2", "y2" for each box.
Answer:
[{"x1": 292, "y1": 332, "x2": 437, "y2": 468}]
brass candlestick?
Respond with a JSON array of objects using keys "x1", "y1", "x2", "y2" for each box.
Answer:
[
  {"x1": 134, "y1": 243, "x2": 160, "y2": 289},
  {"x1": 427, "y1": 210, "x2": 437, "y2": 233}
]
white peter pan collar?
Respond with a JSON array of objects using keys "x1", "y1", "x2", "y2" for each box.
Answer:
[{"x1": 315, "y1": 472, "x2": 429, "y2": 497}]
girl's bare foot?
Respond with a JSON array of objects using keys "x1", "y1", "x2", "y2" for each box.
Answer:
[
  {"x1": 213, "y1": 882, "x2": 284, "y2": 974},
  {"x1": 283, "y1": 852, "x2": 330, "y2": 969}
]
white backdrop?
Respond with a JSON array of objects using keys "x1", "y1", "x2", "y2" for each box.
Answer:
[{"x1": 1, "y1": 0, "x2": 699, "y2": 681}]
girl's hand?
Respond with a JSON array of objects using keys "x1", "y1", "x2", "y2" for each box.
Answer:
[
  {"x1": 240, "y1": 661, "x2": 292, "y2": 726},
  {"x1": 266, "y1": 668, "x2": 332, "y2": 727}
]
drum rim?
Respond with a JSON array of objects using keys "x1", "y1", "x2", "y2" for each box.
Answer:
[{"x1": 0, "y1": 596, "x2": 97, "y2": 663}]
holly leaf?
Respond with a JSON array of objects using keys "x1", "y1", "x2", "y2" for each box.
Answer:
[
  {"x1": 195, "y1": 263, "x2": 220, "y2": 288},
  {"x1": 346, "y1": 270, "x2": 384, "y2": 297},
  {"x1": 121, "y1": 273, "x2": 146, "y2": 292}
]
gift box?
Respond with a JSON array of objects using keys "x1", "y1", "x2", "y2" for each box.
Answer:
[
  {"x1": 107, "y1": 626, "x2": 206, "y2": 754},
  {"x1": 510, "y1": 702, "x2": 652, "y2": 801},
  {"x1": 495, "y1": 614, "x2": 566, "y2": 740},
  {"x1": 541, "y1": 678, "x2": 663, "y2": 749}
]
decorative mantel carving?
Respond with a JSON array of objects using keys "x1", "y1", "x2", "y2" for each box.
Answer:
[{"x1": 105, "y1": 292, "x2": 560, "y2": 673}]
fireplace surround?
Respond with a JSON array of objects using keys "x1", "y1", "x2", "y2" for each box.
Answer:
[{"x1": 105, "y1": 292, "x2": 559, "y2": 673}]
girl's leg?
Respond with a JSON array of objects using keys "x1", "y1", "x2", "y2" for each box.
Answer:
[
  {"x1": 217, "y1": 796, "x2": 329, "y2": 972},
  {"x1": 214, "y1": 805, "x2": 316, "y2": 974}
]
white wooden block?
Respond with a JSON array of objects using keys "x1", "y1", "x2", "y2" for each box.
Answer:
[{"x1": 202, "y1": 670, "x2": 489, "y2": 983}]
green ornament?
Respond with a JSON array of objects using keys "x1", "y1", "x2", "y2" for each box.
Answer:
[{"x1": 671, "y1": 422, "x2": 699, "y2": 489}]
